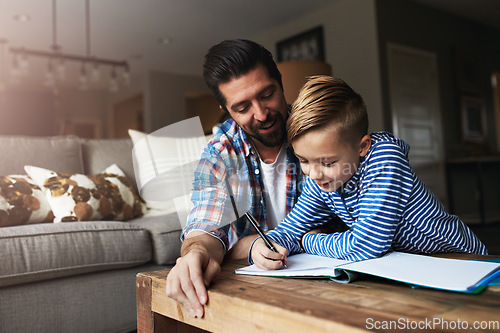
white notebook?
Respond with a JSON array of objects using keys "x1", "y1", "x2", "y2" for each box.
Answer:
[{"x1": 235, "y1": 252, "x2": 500, "y2": 294}]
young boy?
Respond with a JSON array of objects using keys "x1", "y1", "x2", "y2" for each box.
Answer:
[{"x1": 251, "y1": 75, "x2": 487, "y2": 269}]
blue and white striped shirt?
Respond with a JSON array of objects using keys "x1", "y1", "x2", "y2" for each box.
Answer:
[{"x1": 265, "y1": 132, "x2": 487, "y2": 261}]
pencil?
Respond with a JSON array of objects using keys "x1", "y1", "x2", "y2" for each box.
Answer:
[{"x1": 245, "y1": 211, "x2": 287, "y2": 268}]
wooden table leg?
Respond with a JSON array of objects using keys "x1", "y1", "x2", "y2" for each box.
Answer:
[
  {"x1": 137, "y1": 273, "x2": 207, "y2": 333},
  {"x1": 137, "y1": 273, "x2": 154, "y2": 333}
]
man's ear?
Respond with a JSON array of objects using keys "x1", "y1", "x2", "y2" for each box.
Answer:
[{"x1": 359, "y1": 135, "x2": 371, "y2": 157}]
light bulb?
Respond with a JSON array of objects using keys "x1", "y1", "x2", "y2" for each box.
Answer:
[
  {"x1": 122, "y1": 67, "x2": 131, "y2": 85},
  {"x1": 109, "y1": 68, "x2": 119, "y2": 92},
  {"x1": 79, "y1": 63, "x2": 88, "y2": 90},
  {"x1": 55, "y1": 58, "x2": 65, "y2": 80},
  {"x1": 19, "y1": 53, "x2": 29, "y2": 74},
  {"x1": 90, "y1": 63, "x2": 100, "y2": 81},
  {"x1": 44, "y1": 60, "x2": 56, "y2": 87}
]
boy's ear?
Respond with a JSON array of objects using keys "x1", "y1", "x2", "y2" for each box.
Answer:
[{"x1": 359, "y1": 135, "x2": 371, "y2": 157}]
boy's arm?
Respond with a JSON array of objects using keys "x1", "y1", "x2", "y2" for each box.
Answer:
[
  {"x1": 226, "y1": 234, "x2": 260, "y2": 259},
  {"x1": 303, "y1": 145, "x2": 411, "y2": 261},
  {"x1": 264, "y1": 178, "x2": 335, "y2": 254}
]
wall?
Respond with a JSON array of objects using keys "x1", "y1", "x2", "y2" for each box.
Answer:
[
  {"x1": 186, "y1": 93, "x2": 223, "y2": 135},
  {"x1": 144, "y1": 0, "x2": 383, "y2": 136},
  {"x1": 145, "y1": 70, "x2": 209, "y2": 133},
  {"x1": 57, "y1": 88, "x2": 107, "y2": 137},
  {"x1": 376, "y1": 0, "x2": 500, "y2": 159},
  {"x1": 375, "y1": 0, "x2": 500, "y2": 224},
  {"x1": 106, "y1": 78, "x2": 144, "y2": 137},
  {"x1": 0, "y1": 85, "x2": 139, "y2": 138},
  {"x1": 0, "y1": 90, "x2": 55, "y2": 136},
  {"x1": 4, "y1": 0, "x2": 499, "y2": 146},
  {"x1": 254, "y1": 0, "x2": 384, "y2": 133},
  {"x1": 0, "y1": 70, "x2": 209, "y2": 138},
  {"x1": 254, "y1": 0, "x2": 500, "y2": 156},
  {"x1": 109, "y1": 94, "x2": 144, "y2": 138}
]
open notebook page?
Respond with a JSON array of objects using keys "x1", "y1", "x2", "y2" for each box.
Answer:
[
  {"x1": 235, "y1": 253, "x2": 349, "y2": 277},
  {"x1": 235, "y1": 252, "x2": 500, "y2": 292},
  {"x1": 337, "y1": 252, "x2": 500, "y2": 292}
]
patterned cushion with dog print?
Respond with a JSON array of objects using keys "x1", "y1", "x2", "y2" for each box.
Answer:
[
  {"x1": 25, "y1": 164, "x2": 146, "y2": 222},
  {"x1": 0, "y1": 175, "x2": 54, "y2": 227}
]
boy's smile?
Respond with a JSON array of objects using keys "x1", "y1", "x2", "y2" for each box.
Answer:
[{"x1": 292, "y1": 128, "x2": 371, "y2": 192}]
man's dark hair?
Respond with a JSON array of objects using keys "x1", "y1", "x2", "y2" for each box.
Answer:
[{"x1": 203, "y1": 39, "x2": 283, "y2": 111}]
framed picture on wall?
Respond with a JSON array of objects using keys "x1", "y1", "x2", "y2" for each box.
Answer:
[
  {"x1": 277, "y1": 26, "x2": 325, "y2": 62},
  {"x1": 461, "y1": 96, "x2": 487, "y2": 143}
]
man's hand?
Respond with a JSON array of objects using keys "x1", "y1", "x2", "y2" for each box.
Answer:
[
  {"x1": 165, "y1": 231, "x2": 223, "y2": 318},
  {"x1": 250, "y1": 238, "x2": 287, "y2": 270}
]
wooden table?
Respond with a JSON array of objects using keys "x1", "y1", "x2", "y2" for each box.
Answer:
[{"x1": 136, "y1": 255, "x2": 500, "y2": 332}]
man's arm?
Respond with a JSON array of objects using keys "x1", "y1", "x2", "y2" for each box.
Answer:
[{"x1": 165, "y1": 230, "x2": 225, "y2": 318}]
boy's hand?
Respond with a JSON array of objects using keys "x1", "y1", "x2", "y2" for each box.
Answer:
[{"x1": 251, "y1": 238, "x2": 288, "y2": 270}]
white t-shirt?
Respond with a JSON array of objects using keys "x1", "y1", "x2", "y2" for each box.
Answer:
[{"x1": 259, "y1": 145, "x2": 287, "y2": 230}]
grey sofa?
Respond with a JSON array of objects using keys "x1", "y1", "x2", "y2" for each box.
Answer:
[{"x1": 0, "y1": 135, "x2": 183, "y2": 332}]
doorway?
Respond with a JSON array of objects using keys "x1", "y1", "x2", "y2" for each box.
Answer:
[
  {"x1": 110, "y1": 94, "x2": 144, "y2": 138},
  {"x1": 492, "y1": 72, "x2": 500, "y2": 153},
  {"x1": 185, "y1": 92, "x2": 224, "y2": 135},
  {"x1": 387, "y1": 43, "x2": 447, "y2": 206}
]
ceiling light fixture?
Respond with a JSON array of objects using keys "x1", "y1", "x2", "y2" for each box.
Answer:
[
  {"x1": 13, "y1": 14, "x2": 31, "y2": 22},
  {"x1": 8, "y1": 0, "x2": 130, "y2": 92},
  {"x1": 158, "y1": 37, "x2": 172, "y2": 45}
]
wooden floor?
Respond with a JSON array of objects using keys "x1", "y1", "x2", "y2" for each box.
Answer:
[{"x1": 469, "y1": 222, "x2": 500, "y2": 255}]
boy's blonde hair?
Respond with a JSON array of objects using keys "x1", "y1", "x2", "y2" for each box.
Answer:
[{"x1": 287, "y1": 75, "x2": 368, "y2": 145}]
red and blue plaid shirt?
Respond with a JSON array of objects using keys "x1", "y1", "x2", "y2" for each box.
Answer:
[{"x1": 182, "y1": 118, "x2": 304, "y2": 250}]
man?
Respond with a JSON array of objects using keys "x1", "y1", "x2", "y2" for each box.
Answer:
[{"x1": 165, "y1": 39, "x2": 305, "y2": 318}]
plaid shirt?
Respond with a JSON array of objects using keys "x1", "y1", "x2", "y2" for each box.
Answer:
[{"x1": 182, "y1": 118, "x2": 304, "y2": 250}]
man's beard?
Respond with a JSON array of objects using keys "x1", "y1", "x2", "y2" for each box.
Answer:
[{"x1": 247, "y1": 112, "x2": 286, "y2": 148}]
